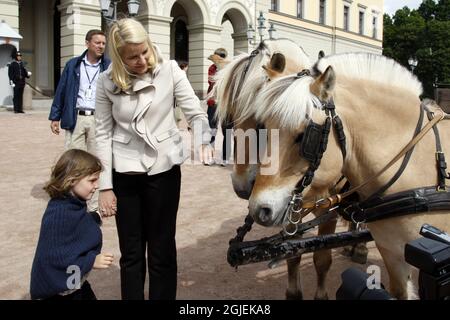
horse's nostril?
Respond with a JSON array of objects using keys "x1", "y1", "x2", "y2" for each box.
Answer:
[{"x1": 259, "y1": 207, "x2": 272, "y2": 223}]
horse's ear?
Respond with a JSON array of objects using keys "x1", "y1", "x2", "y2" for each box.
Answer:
[
  {"x1": 269, "y1": 53, "x2": 286, "y2": 73},
  {"x1": 310, "y1": 66, "x2": 335, "y2": 101},
  {"x1": 263, "y1": 53, "x2": 286, "y2": 80}
]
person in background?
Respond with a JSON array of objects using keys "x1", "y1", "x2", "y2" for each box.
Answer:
[
  {"x1": 8, "y1": 50, "x2": 31, "y2": 114},
  {"x1": 95, "y1": 18, "x2": 213, "y2": 300},
  {"x1": 49, "y1": 29, "x2": 110, "y2": 152},
  {"x1": 30, "y1": 149, "x2": 113, "y2": 300},
  {"x1": 48, "y1": 29, "x2": 110, "y2": 213},
  {"x1": 206, "y1": 48, "x2": 233, "y2": 166}
]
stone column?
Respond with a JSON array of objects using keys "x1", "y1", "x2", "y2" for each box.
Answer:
[
  {"x1": 232, "y1": 32, "x2": 250, "y2": 55},
  {"x1": 0, "y1": 0, "x2": 19, "y2": 31},
  {"x1": 187, "y1": 24, "x2": 222, "y2": 98},
  {"x1": 139, "y1": 14, "x2": 173, "y2": 60},
  {"x1": 58, "y1": 0, "x2": 102, "y2": 69}
]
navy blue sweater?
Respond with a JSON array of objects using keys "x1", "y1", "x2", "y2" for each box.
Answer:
[{"x1": 30, "y1": 195, "x2": 102, "y2": 299}]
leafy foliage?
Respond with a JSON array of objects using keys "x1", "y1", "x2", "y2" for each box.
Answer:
[{"x1": 383, "y1": 0, "x2": 450, "y2": 97}]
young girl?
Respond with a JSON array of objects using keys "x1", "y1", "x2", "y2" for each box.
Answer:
[{"x1": 30, "y1": 149, "x2": 114, "y2": 300}]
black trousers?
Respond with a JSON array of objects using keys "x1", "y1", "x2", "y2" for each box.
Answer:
[
  {"x1": 13, "y1": 86, "x2": 24, "y2": 113},
  {"x1": 113, "y1": 166, "x2": 181, "y2": 300},
  {"x1": 207, "y1": 105, "x2": 234, "y2": 161},
  {"x1": 45, "y1": 281, "x2": 97, "y2": 300}
]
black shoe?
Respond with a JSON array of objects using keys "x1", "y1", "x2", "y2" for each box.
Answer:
[{"x1": 18, "y1": 111, "x2": 25, "y2": 113}]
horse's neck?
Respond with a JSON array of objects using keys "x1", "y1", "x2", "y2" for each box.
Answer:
[{"x1": 337, "y1": 85, "x2": 429, "y2": 198}]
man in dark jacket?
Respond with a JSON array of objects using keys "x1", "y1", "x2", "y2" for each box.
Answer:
[
  {"x1": 49, "y1": 29, "x2": 110, "y2": 152},
  {"x1": 8, "y1": 51, "x2": 31, "y2": 113},
  {"x1": 49, "y1": 29, "x2": 110, "y2": 212}
]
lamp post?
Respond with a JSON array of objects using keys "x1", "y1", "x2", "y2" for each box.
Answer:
[
  {"x1": 99, "y1": 0, "x2": 140, "y2": 23},
  {"x1": 408, "y1": 56, "x2": 418, "y2": 73},
  {"x1": 247, "y1": 11, "x2": 277, "y2": 45}
]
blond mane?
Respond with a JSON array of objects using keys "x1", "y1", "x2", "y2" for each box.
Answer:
[
  {"x1": 256, "y1": 53, "x2": 424, "y2": 131},
  {"x1": 316, "y1": 53, "x2": 423, "y2": 96},
  {"x1": 213, "y1": 39, "x2": 311, "y2": 125}
]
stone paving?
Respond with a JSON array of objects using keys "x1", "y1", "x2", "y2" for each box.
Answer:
[{"x1": 0, "y1": 108, "x2": 388, "y2": 300}]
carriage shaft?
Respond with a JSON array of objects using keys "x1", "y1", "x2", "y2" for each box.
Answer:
[{"x1": 227, "y1": 230, "x2": 373, "y2": 267}]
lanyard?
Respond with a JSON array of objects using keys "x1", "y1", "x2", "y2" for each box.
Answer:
[{"x1": 83, "y1": 61, "x2": 100, "y2": 88}]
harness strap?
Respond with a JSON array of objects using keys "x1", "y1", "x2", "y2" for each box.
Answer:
[
  {"x1": 341, "y1": 186, "x2": 450, "y2": 223},
  {"x1": 306, "y1": 107, "x2": 447, "y2": 210},
  {"x1": 365, "y1": 102, "x2": 425, "y2": 200},
  {"x1": 235, "y1": 48, "x2": 260, "y2": 97},
  {"x1": 324, "y1": 99, "x2": 347, "y2": 160},
  {"x1": 425, "y1": 106, "x2": 450, "y2": 191}
]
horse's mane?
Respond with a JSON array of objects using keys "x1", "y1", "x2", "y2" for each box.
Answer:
[
  {"x1": 255, "y1": 73, "x2": 321, "y2": 131},
  {"x1": 214, "y1": 39, "x2": 311, "y2": 125},
  {"x1": 256, "y1": 53, "x2": 424, "y2": 131},
  {"x1": 315, "y1": 53, "x2": 423, "y2": 96}
]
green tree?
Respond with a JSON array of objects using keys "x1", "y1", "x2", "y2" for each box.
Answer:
[{"x1": 383, "y1": 1, "x2": 450, "y2": 98}]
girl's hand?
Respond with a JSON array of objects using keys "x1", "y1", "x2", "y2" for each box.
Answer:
[
  {"x1": 99, "y1": 189, "x2": 117, "y2": 217},
  {"x1": 93, "y1": 253, "x2": 114, "y2": 269}
]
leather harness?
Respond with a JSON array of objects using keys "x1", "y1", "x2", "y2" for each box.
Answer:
[{"x1": 283, "y1": 86, "x2": 450, "y2": 234}]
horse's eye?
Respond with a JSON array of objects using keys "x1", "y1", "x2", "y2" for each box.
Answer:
[{"x1": 295, "y1": 133, "x2": 304, "y2": 145}]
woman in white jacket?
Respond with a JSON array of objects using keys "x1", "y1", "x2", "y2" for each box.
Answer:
[{"x1": 95, "y1": 18, "x2": 212, "y2": 300}]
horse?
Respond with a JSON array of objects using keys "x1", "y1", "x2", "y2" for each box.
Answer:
[
  {"x1": 214, "y1": 39, "x2": 352, "y2": 299},
  {"x1": 249, "y1": 52, "x2": 450, "y2": 299},
  {"x1": 214, "y1": 39, "x2": 312, "y2": 200}
]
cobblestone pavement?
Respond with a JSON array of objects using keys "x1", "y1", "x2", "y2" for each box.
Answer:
[{"x1": 0, "y1": 109, "x2": 389, "y2": 300}]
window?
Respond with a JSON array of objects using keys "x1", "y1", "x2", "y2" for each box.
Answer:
[
  {"x1": 271, "y1": 0, "x2": 279, "y2": 12},
  {"x1": 319, "y1": 0, "x2": 326, "y2": 24},
  {"x1": 359, "y1": 11, "x2": 365, "y2": 35},
  {"x1": 344, "y1": 6, "x2": 350, "y2": 31},
  {"x1": 372, "y1": 16, "x2": 378, "y2": 38},
  {"x1": 297, "y1": 0, "x2": 303, "y2": 18}
]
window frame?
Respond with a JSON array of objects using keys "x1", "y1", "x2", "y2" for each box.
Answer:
[
  {"x1": 372, "y1": 15, "x2": 378, "y2": 38},
  {"x1": 319, "y1": 0, "x2": 326, "y2": 25},
  {"x1": 343, "y1": 5, "x2": 350, "y2": 31},
  {"x1": 297, "y1": 0, "x2": 304, "y2": 19},
  {"x1": 359, "y1": 10, "x2": 365, "y2": 35},
  {"x1": 271, "y1": 0, "x2": 279, "y2": 12}
]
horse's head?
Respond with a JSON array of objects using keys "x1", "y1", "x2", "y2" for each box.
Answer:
[
  {"x1": 249, "y1": 66, "x2": 344, "y2": 226},
  {"x1": 215, "y1": 39, "x2": 312, "y2": 199}
]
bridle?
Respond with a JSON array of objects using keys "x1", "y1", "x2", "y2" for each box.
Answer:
[{"x1": 281, "y1": 69, "x2": 347, "y2": 235}]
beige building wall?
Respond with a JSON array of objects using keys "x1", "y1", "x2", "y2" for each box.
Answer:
[
  {"x1": 0, "y1": 0, "x2": 19, "y2": 31},
  {"x1": 3, "y1": 0, "x2": 384, "y2": 98},
  {"x1": 268, "y1": 0, "x2": 383, "y2": 58}
]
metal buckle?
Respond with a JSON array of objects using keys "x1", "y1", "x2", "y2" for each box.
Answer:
[
  {"x1": 351, "y1": 210, "x2": 366, "y2": 226},
  {"x1": 283, "y1": 222, "x2": 298, "y2": 236},
  {"x1": 436, "y1": 151, "x2": 444, "y2": 161}
]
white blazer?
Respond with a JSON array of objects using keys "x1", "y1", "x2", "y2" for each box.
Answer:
[{"x1": 95, "y1": 60, "x2": 211, "y2": 190}]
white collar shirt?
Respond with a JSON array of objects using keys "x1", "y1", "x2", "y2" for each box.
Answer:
[{"x1": 77, "y1": 56, "x2": 102, "y2": 111}]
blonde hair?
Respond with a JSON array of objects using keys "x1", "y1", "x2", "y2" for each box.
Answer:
[
  {"x1": 108, "y1": 18, "x2": 159, "y2": 90},
  {"x1": 44, "y1": 149, "x2": 103, "y2": 199}
]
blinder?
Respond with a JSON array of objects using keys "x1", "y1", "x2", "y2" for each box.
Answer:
[{"x1": 299, "y1": 121, "x2": 324, "y2": 163}]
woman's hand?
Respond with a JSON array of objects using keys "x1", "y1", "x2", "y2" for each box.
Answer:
[
  {"x1": 93, "y1": 253, "x2": 114, "y2": 269},
  {"x1": 99, "y1": 189, "x2": 117, "y2": 217},
  {"x1": 198, "y1": 144, "x2": 214, "y2": 165}
]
